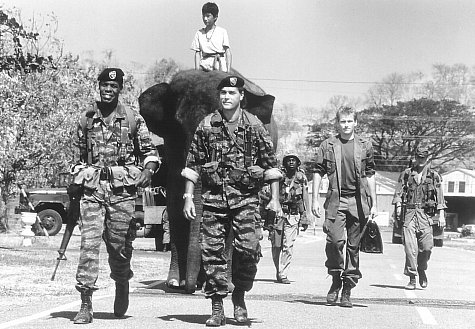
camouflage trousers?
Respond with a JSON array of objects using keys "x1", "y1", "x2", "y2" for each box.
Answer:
[
  {"x1": 75, "y1": 181, "x2": 137, "y2": 293},
  {"x1": 201, "y1": 202, "x2": 260, "y2": 298}
]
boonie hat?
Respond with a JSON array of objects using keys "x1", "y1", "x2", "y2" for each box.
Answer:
[{"x1": 217, "y1": 76, "x2": 244, "y2": 90}]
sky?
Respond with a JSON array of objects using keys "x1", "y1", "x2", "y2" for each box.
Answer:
[{"x1": 2, "y1": 0, "x2": 475, "y2": 108}]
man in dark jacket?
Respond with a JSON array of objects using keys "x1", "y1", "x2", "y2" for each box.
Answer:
[{"x1": 311, "y1": 107, "x2": 377, "y2": 308}]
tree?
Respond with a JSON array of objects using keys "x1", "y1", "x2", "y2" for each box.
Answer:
[
  {"x1": 144, "y1": 58, "x2": 182, "y2": 87},
  {"x1": 358, "y1": 98, "x2": 475, "y2": 172}
]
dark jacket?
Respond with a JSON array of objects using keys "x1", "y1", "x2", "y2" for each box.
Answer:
[{"x1": 313, "y1": 135, "x2": 375, "y2": 219}]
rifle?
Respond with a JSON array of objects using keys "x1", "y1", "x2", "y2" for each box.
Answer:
[
  {"x1": 17, "y1": 184, "x2": 49, "y2": 237},
  {"x1": 51, "y1": 183, "x2": 82, "y2": 281}
]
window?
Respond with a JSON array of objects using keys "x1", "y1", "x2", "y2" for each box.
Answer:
[
  {"x1": 459, "y1": 181, "x2": 466, "y2": 193},
  {"x1": 448, "y1": 181, "x2": 455, "y2": 193}
]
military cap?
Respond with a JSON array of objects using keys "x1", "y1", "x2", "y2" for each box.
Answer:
[
  {"x1": 216, "y1": 75, "x2": 245, "y2": 90},
  {"x1": 97, "y1": 68, "x2": 124, "y2": 88},
  {"x1": 283, "y1": 154, "x2": 301, "y2": 166},
  {"x1": 415, "y1": 145, "x2": 429, "y2": 157}
]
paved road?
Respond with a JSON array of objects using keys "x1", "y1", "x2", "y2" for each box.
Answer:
[{"x1": 2, "y1": 228, "x2": 475, "y2": 328}]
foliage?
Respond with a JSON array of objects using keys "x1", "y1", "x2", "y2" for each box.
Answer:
[
  {"x1": 359, "y1": 98, "x2": 475, "y2": 172},
  {"x1": 144, "y1": 57, "x2": 182, "y2": 88},
  {"x1": 305, "y1": 98, "x2": 475, "y2": 173},
  {"x1": 0, "y1": 56, "x2": 97, "y2": 196}
]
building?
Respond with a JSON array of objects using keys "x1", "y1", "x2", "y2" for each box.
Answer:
[{"x1": 441, "y1": 168, "x2": 475, "y2": 229}]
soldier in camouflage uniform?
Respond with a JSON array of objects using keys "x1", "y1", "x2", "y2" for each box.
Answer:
[
  {"x1": 270, "y1": 154, "x2": 310, "y2": 284},
  {"x1": 392, "y1": 145, "x2": 446, "y2": 290},
  {"x1": 182, "y1": 76, "x2": 282, "y2": 326},
  {"x1": 71, "y1": 68, "x2": 160, "y2": 324}
]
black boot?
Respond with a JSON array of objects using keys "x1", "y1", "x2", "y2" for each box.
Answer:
[
  {"x1": 205, "y1": 296, "x2": 225, "y2": 327},
  {"x1": 232, "y1": 288, "x2": 248, "y2": 323},
  {"x1": 114, "y1": 281, "x2": 129, "y2": 317},
  {"x1": 418, "y1": 269, "x2": 427, "y2": 288},
  {"x1": 73, "y1": 291, "x2": 93, "y2": 324},
  {"x1": 326, "y1": 275, "x2": 342, "y2": 305},
  {"x1": 340, "y1": 282, "x2": 353, "y2": 308}
]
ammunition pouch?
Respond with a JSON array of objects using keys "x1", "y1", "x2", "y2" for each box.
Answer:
[
  {"x1": 201, "y1": 161, "x2": 222, "y2": 187},
  {"x1": 71, "y1": 165, "x2": 141, "y2": 195},
  {"x1": 282, "y1": 203, "x2": 299, "y2": 215},
  {"x1": 424, "y1": 200, "x2": 437, "y2": 216},
  {"x1": 229, "y1": 168, "x2": 262, "y2": 191},
  {"x1": 73, "y1": 166, "x2": 100, "y2": 190}
]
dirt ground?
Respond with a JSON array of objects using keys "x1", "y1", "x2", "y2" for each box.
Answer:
[{"x1": 0, "y1": 230, "x2": 169, "y2": 317}]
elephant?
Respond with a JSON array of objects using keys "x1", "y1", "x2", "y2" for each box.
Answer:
[{"x1": 139, "y1": 69, "x2": 278, "y2": 293}]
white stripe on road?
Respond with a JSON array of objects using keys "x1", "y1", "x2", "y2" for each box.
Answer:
[
  {"x1": 0, "y1": 294, "x2": 113, "y2": 329},
  {"x1": 415, "y1": 307, "x2": 438, "y2": 325},
  {"x1": 404, "y1": 288, "x2": 437, "y2": 325}
]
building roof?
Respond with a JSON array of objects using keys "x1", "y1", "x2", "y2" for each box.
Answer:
[{"x1": 442, "y1": 168, "x2": 475, "y2": 179}]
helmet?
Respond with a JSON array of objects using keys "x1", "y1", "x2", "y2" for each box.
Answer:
[{"x1": 282, "y1": 154, "x2": 301, "y2": 167}]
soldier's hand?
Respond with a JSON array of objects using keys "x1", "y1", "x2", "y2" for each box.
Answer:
[
  {"x1": 136, "y1": 169, "x2": 153, "y2": 188},
  {"x1": 183, "y1": 198, "x2": 196, "y2": 221},
  {"x1": 247, "y1": 165, "x2": 264, "y2": 178},
  {"x1": 57, "y1": 250, "x2": 67, "y2": 261},
  {"x1": 255, "y1": 227, "x2": 263, "y2": 240},
  {"x1": 438, "y1": 210, "x2": 446, "y2": 227}
]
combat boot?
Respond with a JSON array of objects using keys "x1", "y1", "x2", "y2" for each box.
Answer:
[
  {"x1": 73, "y1": 291, "x2": 93, "y2": 324},
  {"x1": 205, "y1": 295, "x2": 225, "y2": 327},
  {"x1": 326, "y1": 275, "x2": 342, "y2": 305},
  {"x1": 114, "y1": 281, "x2": 129, "y2": 318},
  {"x1": 405, "y1": 275, "x2": 416, "y2": 290},
  {"x1": 340, "y1": 282, "x2": 353, "y2": 308},
  {"x1": 232, "y1": 288, "x2": 248, "y2": 323},
  {"x1": 418, "y1": 269, "x2": 428, "y2": 288}
]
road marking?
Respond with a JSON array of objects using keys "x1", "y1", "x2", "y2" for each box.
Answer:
[
  {"x1": 404, "y1": 289, "x2": 438, "y2": 325},
  {"x1": 415, "y1": 307, "x2": 438, "y2": 325},
  {"x1": 0, "y1": 294, "x2": 113, "y2": 329}
]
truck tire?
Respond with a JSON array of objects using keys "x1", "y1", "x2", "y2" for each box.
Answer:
[{"x1": 38, "y1": 209, "x2": 63, "y2": 236}]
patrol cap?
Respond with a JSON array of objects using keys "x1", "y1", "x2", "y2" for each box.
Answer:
[
  {"x1": 415, "y1": 145, "x2": 429, "y2": 158},
  {"x1": 216, "y1": 76, "x2": 245, "y2": 90},
  {"x1": 283, "y1": 154, "x2": 301, "y2": 166},
  {"x1": 98, "y1": 68, "x2": 124, "y2": 89}
]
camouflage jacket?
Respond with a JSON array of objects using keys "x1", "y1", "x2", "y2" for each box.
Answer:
[
  {"x1": 74, "y1": 102, "x2": 159, "y2": 188},
  {"x1": 184, "y1": 109, "x2": 280, "y2": 209}
]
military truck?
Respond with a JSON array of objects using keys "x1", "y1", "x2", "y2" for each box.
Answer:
[
  {"x1": 16, "y1": 173, "x2": 168, "y2": 245},
  {"x1": 16, "y1": 173, "x2": 72, "y2": 236}
]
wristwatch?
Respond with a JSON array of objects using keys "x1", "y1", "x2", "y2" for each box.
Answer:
[{"x1": 183, "y1": 193, "x2": 194, "y2": 199}]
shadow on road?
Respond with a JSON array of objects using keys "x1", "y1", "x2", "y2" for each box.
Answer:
[
  {"x1": 50, "y1": 311, "x2": 131, "y2": 321},
  {"x1": 158, "y1": 314, "x2": 262, "y2": 326},
  {"x1": 371, "y1": 283, "x2": 407, "y2": 290}
]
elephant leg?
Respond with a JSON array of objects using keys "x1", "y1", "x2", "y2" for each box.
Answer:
[
  {"x1": 185, "y1": 179, "x2": 204, "y2": 293},
  {"x1": 225, "y1": 229, "x2": 234, "y2": 292},
  {"x1": 167, "y1": 241, "x2": 180, "y2": 288}
]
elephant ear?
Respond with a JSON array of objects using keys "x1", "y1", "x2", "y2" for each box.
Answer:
[
  {"x1": 231, "y1": 68, "x2": 275, "y2": 124},
  {"x1": 139, "y1": 82, "x2": 171, "y2": 136}
]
